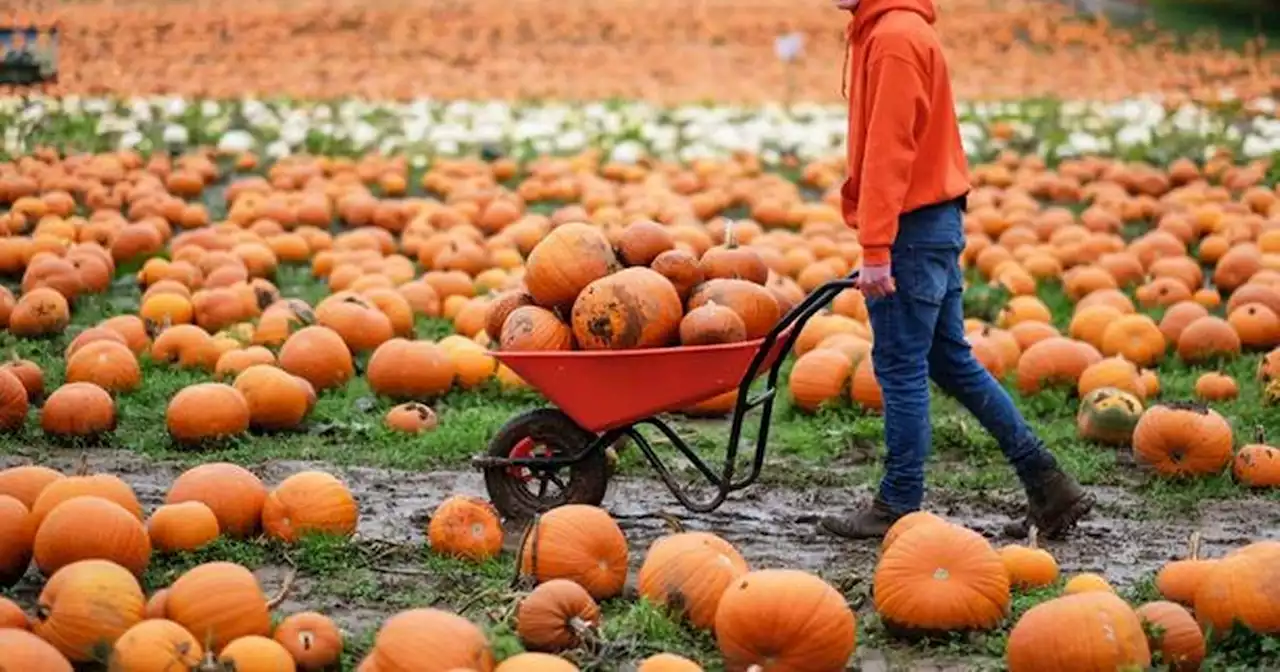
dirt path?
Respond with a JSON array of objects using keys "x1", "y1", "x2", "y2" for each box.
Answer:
[{"x1": 7, "y1": 450, "x2": 1276, "y2": 588}]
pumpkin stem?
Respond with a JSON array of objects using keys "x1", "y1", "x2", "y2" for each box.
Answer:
[
  {"x1": 512, "y1": 512, "x2": 543, "y2": 589},
  {"x1": 266, "y1": 565, "x2": 298, "y2": 610},
  {"x1": 1254, "y1": 424, "x2": 1266, "y2": 445},
  {"x1": 74, "y1": 453, "x2": 89, "y2": 476},
  {"x1": 657, "y1": 511, "x2": 685, "y2": 534},
  {"x1": 723, "y1": 219, "x2": 737, "y2": 249},
  {"x1": 1188, "y1": 531, "x2": 1202, "y2": 561},
  {"x1": 1028, "y1": 525, "x2": 1039, "y2": 550}
]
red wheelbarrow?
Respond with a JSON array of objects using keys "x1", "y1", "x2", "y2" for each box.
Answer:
[{"x1": 472, "y1": 272, "x2": 859, "y2": 520}]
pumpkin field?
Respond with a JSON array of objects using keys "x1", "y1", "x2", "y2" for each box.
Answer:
[{"x1": 3, "y1": 0, "x2": 1280, "y2": 670}]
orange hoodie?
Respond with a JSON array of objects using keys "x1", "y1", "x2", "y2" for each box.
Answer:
[{"x1": 841, "y1": 0, "x2": 970, "y2": 266}]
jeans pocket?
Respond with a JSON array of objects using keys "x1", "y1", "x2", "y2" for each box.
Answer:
[{"x1": 896, "y1": 247, "x2": 951, "y2": 306}]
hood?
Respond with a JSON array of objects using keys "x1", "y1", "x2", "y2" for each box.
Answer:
[{"x1": 847, "y1": 0, "x2": 936, "y2": 40}]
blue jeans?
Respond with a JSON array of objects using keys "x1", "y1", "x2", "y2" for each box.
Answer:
[{"x1": 866, "y1": 198, "x2": 1057, "y2": 513}]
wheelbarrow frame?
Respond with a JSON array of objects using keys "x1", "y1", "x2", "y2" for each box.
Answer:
[{"x1": 473, "y1": 272, "x2": 859, "y2": 518}]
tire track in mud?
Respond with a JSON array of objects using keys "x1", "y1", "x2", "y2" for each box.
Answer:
[{"x1": 6, "y1": 450, "x2": 1277, "y2": 589}]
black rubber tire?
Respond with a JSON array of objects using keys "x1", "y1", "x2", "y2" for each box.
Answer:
[{"x1": 483, "y1": 408, "x2": 610, "y2": 521}]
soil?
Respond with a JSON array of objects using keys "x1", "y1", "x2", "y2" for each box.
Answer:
[{"x1": 6, "y1": 449, "x2": 1277, "y2": 669}]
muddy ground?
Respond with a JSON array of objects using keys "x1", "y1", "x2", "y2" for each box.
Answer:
[{"x1": 5, "y1": 449, "x2": 1278, "y2": 670}]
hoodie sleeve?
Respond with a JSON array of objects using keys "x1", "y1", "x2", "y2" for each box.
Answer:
[{"x1": 854, "y1": 51, "x2": 931, "y2": 267}]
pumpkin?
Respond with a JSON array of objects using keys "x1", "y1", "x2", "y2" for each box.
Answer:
[
  {"x1": 687, "y1": 278, "x2": 780, "y2": 340},
  {"x1": 494, "y1": 652, "x2": 579, "y2": 672},
  {"x1": 788, "y1": 348, "x2": 852, "y2": 412},
  {"x1": 874, "y1": 522, "x2": 1010, "y2": 633},
  {"x1": 484, "y1": 289, "x2": 536, "y2": 341},
  {"x1": 9, "y1": 287, "x2": 70, "y2": 337},
  {"x1": 147, "y1": 502, "x2": 220, "y2": 553},
  {"x1": 150, "y1": 325, "x2": 220, "y2": 371},
  {"x1": 274, "y1": 612, "x2": 343, "y2": 671},
  {"x1": 1099, "y1": 314, "x2": 1165, "y2": 367},
  {"x1": 515, "y1": 579, "x2": 601, "y2": 653},
  {"x1": 1075, "y1": 387, "x2": 1143, "y2": 446},
  {"x1": 615, "y1": 219, "x2": 676, "y2": 267},
  {"x1": 33, "y1": 559, "x2": 146, "y2": 661},
  {"x1": 368, "y1": 608, "x2": 495, "y2": 672},
  {"x1": 501, "y1": 305, "x2": 575, "y2": 351},
  {"x1": 0, "y1": 595, "x2": 28, "y2": 628},
  {"x1": 998, "y1": 526, "x2": 1059, "y2": 589},
  {"x1": 41, "y1": 382, "x2": 117, "y2": 438},
  {"x1": 571, "y1": 267, "x2": 683, "y2": 350},
  {"x1": 0, "y1": 464, "x2": 64, "y2": 509},
  {"x1": 233, "y1": 364, "x2": 313, "y2": 431},
  {"x1": 367, "y1": 338, "x2": 457, "y2": 398},
  {"x1": 166, "y1": 463, "x2": 267, "y2": 538},
  {"x1": 1135, "y1": 601, "x2": 1206, "y2": 672},
  {"x1": 33, "y1": 496, "x2": 152, "y2": 576},
  {"x1": 162, "y1": 562, "x2": 272, "y2": 652},
  {"x1": 636, "y1": 532, "x2": 749, "y2": 630},
  {"x1": 519, "y1": 505, "x2": 629, "y2": 600},
  {"x1": 1233, "y1": 439, "x2": 1280, "y2": 487},
  {"x1": 1068, "y1": 304, "x2": 1123, "y2": 350},
  {"x1": 0, "y1": 368, "x2": 29, "y2": 431},
  {"x1": 1006, "y1": 592, "x2": 1151, "y2": 671},
  {"x1": 1156, "y1": 532, "x2": 1216, "y2": 606},
  {"x1": 714, "y1": 569, "x2": 856, "y2": 671},
  {"x1": 166, "y1": 383, "x2": 251, "y2": 444},
  {"x1": 698, "y1": 222, "x2": 768, "y2": 285},
  {"x1": 1258, "y1": 346, "x2": 1280, "y2": 382},
  {"x1": 1063, "y1": 573, "x2": 1114, "y2": 594},
  {"x1": 110, "y1": 618, "x2": 205, "y2": 672},
  {"x1": 679, "y1": 301, "x2": 747, "y2": 346},
  {"x1": 1194, "y1": 372, "x2": 1239, "y2": 401},
  {"x1": 218, "y1": 635, "x2": 296, "y2": 671},
  {"x1": 30, "y1": 473, "x2": 143, "y2": 526},
  {"x1": 849, "y1": 355, "x2": 883, "y2": 411},
  {"x1": 65, "y1": 340, "x2": 141, "y2": 394},
  {"x1": 216, "y1": 346, "x2": 277, "y2": 379},
  {"x1": 2, "y1": 357, "x2": 44, "y2": 401},
  {"x1": 278, "y1": 326, "x2": 355, "y2": 391},
  {"x1": 262, "y1": 471, "x2": 359, "y2": 543},
  {"x1": 0, "y1": 494, "x2": 33, "y2": 587},
  {"x1": 1076, "y1": 356, "x2": 1145, "y2": 399},
  {"x1": 1158, "y1": 301, "x2": 1210, "y2": 346},
  {"x1": 1132, "y1": 402, "x2": 1234, "y2": 476},
  {"x1": 1014, "y1": 337, "x2": 1101, "y2": 396},
  {"x1": 0, "y1": 629, "x2": 73, "y2": 672},
  {"x1": 1228, "y1": 302, "x2": 1280, "y2": 349},
  {"x1": 650, "y1": 249, "x2": 706, "y2": 302},
  {"x1": 1176, "y1": 316, "x2": 1241, "y2": 363},
  {"x1": 637, "y1": 653, "x2": 703, "y2": 672},
  {"x1": 385, "y1": 402, "x2": 439, "y2": 433},
  {"x1": 1194, "y1": 541, "x2": 1280, "y2": 635},
  {"x1": 428, "y1": 496, "x2": 504, "y2": 561},
  {"x1": 881, "y1": 510, "x2": 947, "y2": 553},
  {"x1": 315, "y1": 293, "x2": 395, "y2": 352}
]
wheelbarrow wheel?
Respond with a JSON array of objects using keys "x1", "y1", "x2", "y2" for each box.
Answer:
[{"x1": 483, "y1": 408, "x2": 610, "y2": 521}]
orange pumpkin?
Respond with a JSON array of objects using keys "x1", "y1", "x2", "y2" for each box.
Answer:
[
  {"x1": 572, "y1": 267, "x2": 684, "y2": 350},
  {"x1": 998, "y1": 526, "x2": 1059, "y2": 589},
  {"x1": 1228, "y1": 302, "x2": 1280, "y2": 349},
  {"x1": 385, "y1": 402, "x2": 439, "y2": 433},
  {"x1": 166, "y1": 463, "x2": 267, "y2": 538},
  {"x1": 1193, "y1": 541, "x2": 1280, "y2": 636},
  {"x1": 1135, "y1": 601, "x2": 1205, "y2": 672},
  {"x1": 218, "y1": 635, "x2": 296, "y2": 671},
  {"x1": 1158, "y1": 301, "x2": 1210, "y2": 345},
  {"x1": 166, "y1": 383, "x2": 251, "y2": 444},
  {"x1": 1194, "y1": 372, "x2": 1239, "y2": 401},
  {"x1": 0, "y1": 368, "x2": 30, "y2": 431},
  {"x1": 1156, "y1": 533, "x2": 1216, "y2": 606},
  {"x1": 678, "y1": 301, "x2": 748, "y2": 346},
  {"x1": 150, "y1": 325, "x2": 220, "y2": 371},
  {"x1": 274, "y1": 612, "x2": 343, "y2": 671},
  {"x1": 233, "y1": 364, "x2": 313, "y2": 431},
  {"x1": 616, "y1": 219, "x2": 676, "y2": 267},
  {"x1": 874, "y1": 522, "x2": 1010, "y2": 632},
  {"x1": 261, "y1": 471, "x2": 359, "y2": 543},
  {"x1": 0, "y1": 628, "x2": 73, "y2": 671},
  {"x1": 637, "y1": 653, "x2": 703, "y2": 672},
  {"x1": 715, "y1": 569, "x2": 856, "y2": 672},
  {"x1": 1063, "y1": 572, "x2": 1114, "y2": 594},
  {"x1": 1015, "y1": 337, "x2": 1102, "y2": 396},
  {"x1": 278, "y1": 326, "x2": 355, "y2": 391},
  {"x1": 881, "y1": 510, "x2": 947, "y2": 552},
  {"x1": 650, "y1": 249, "x2": 706, "y2": 302},
  {"x1": 519, "y1": 504, "x2": 629, "y2": 600},
  {"x1": 147, "y1": 501, "x2": 221, "y2": 553},
  {"x1": 9, "y1": 287, "x2": 71, "y2": 337},
  {"x1": 1, "y1": 357, "x2": 44, "y2": 402},
  {"x1": 1098, "y1": 314, "x2": 1165, "y2": 368},
  {"x1": 1076, "y1": 356, "x2": 1145, "y2": 399},
  {"x1": 315, "y1": 292, "x2": 395, "y2": 352},
  {"x1": 29, "y1": 473, "x2": 143, "y2": 526},
  {"x1": 161, "y1": 562, "x2": 272, "y2": 652},
  {"x1": 428, "y1": 495, "x2": 504, "y2": 561},
  {"x1": 0, "y1": 594, "x2": 28, "y2": 628},
  {"x1": 41, "y1": 382, "x2": 117, "y2": 438},
  {"x1": 1132, "y1": 403, "x2": 1234, "y2": 476},
  {"x1": 110, "y1": 618, "x2": 205, "y2": 672},
  {"x1": 524, "y1": 223, "x2": 620, "y2": 309},
  {"x1": 0, "y1": 494, "x2": 33, "y2": 587},
  {"x1": 1006, "y1": 592, "x2": 1150, "y2": 671},
  {"x1": 515, "y1": 579, "x2": 601, "y2": 653},
  {"x1": 32, "y1": 559, "x2": 146, "y2": 661},
  {"x1": 687, "y1": 278, "x2": 780, "y2": 340},
  {"x1": 788, "y1": 348, "x2": 852, "y2": 412},
  {"x1": 33, "y1": 495, "x2": 152, "y2": 577},
  {"x1": 367, "y1": 608, "x2": 495, "y2": 672},
  {"x1": 215, "y1": 346, "x2": 277, "y2": 379},
  {"x1": 0, "y1": 464, "x2": 64, "y2": 509},
  {"x1": 1176, "y1": 316, "x2": 1241, "y2": 363},
  {"x1": 494, "y1": 652, "x2": 579, "y2": 672},
  {"x1": 637, "y1": 532, "x2": 748, "y2": 630}
]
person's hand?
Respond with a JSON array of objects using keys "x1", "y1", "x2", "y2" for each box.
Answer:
[
  {"x1": 833, "y1": 0, "x2": 861, "y2": 10},
  {"x1": 857, "y1": 262, "x2": 896, "y2": 299}
]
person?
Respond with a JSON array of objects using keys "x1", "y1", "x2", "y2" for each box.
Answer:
[{"x1": 819, "y1": 0, "x2": 1094, "y2": 540}]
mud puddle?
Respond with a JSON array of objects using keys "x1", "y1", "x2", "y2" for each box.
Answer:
[{"x1": 6, "y1": 449, "x2": 1276, "y2": 589}]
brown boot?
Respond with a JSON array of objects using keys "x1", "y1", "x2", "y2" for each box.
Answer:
[
  {"x1": 819, "y1": 498, "x2": 905, "y2": 540},
  {"x1": 1004, "y1": 467, "x2": 1095, "y2": 539}
]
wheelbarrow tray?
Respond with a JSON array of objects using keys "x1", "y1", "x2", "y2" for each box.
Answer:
[{"x1": 491, "y1": 330, "x2": 793, "y2": 433}]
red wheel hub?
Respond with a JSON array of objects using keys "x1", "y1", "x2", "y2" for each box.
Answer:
[{"x1": 507, "y1": 437, "x2": 538, "y2": 483}]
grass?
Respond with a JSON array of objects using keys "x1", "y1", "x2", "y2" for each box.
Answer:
[
  {"x1": 2, "y1": 154, "x2": 1280, "y2": 669},
  {"x1": 1146, "y1": 0, "x2": 1280, "y2": 48}
]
